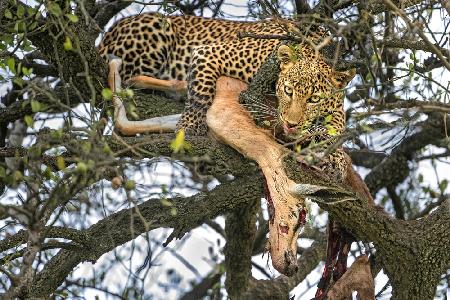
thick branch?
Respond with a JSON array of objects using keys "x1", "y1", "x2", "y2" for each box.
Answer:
[
  {"x1": 364, "y1": 113, "x2": 450, "y2": 195},
  {"x1": 225, "y1": 199, "x2": 259, "y2": 298},
  {"x1": 94, "y1": 0, "x2": 133, "y2": 29},
  {"x1": 26, "y1": 175, "x2": 262, "y2": 298},
  {"x1": 3, "y1": 0, "x2": 108, "y2": 101},
  {"x1": 242, "y1": 236, "x2": 326, "y2": 299},
  {"x1": 285, "y1": 157, "x2": 450, "y2": 299}
]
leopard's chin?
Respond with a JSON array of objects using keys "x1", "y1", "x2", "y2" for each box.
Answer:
[{"x1": 283, "y1": 130, "x2": 302, "y2": 141}]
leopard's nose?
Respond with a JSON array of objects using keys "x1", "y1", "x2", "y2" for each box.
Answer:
[{"x1": 285, "y1": 120, "x2": 298, "y2": 128}]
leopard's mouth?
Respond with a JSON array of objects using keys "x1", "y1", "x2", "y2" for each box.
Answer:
[{"x1": 283, "y1": 122, "x2": 298, "y2": 135}]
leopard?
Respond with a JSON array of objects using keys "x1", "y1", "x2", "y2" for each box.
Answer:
[
  {"x1": 276, "y1": 44, "x2": 355, "y2": 180},
  {"x1": 99, "y1": 13, "x2": 357, "y2": 286},
  {"x1": 98, "y1": 13, "x2": 354, "y2": 145}
]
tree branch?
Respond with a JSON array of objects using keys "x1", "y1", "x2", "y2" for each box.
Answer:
[
  {"x1": 242, "y1": 235, "x2": 326, "y2": 299},
  {"x1": 285, "y1": 157, "x2": 450, "y2": 299},
  {"x1": 225, "y1": 199, "x2": 259, "y2": 298},
  {"x1": 364, "y1": 113, "x2": 450, "y2": 195},
  {"x1": 25, "y1": 174, "x2": 262, "y2": 298},
  {"x1": 94, "y1": 0, "x2": 133, "y2": 29}
]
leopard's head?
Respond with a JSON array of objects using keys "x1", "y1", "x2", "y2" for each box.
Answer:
[{"x1": 276, "y1": 45, "x2": 355, "y2": 139}]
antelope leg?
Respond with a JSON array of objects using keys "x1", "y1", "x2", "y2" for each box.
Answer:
[
  {"x1": 207, "y1": 76, "x2": 305, "y2": 276},
  {"x1": 107, "y1": 56, "x2": 181, "y2": 135}
]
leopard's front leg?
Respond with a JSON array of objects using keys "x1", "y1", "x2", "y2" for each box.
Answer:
[
  {"x1": 177, "y1": 40, "x2": 272, "y2": 135},
  {"x1": 176, "y1": 46, "x2": 222, "y2": 135}
]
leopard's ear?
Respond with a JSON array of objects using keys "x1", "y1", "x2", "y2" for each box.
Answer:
[
  {"x1": 277, "y1": 45, "x2": 294, "y2": 73},
  {"x1": 332, "y1": 68, "x2": 356, "y2": 89}
]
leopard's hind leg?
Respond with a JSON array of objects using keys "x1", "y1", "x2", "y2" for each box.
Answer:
[{"x1": 126, "y1": 75, "x2": 187, "y2": 94}]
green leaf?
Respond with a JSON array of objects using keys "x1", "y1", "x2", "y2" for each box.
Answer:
[
  {"x1": 170, "y1": 207, "x2": 177, "y2": 216},
  {"x1": 262, "y1": 120, "x2": 271, "y2": 127},
  {"x1": 31, "y1": 100, "x2": 41, "y2": 112},
  {"x1": 22, "y1": 66, "x2": 33, "y2": 76},
  {"x1": 57, "y1": 156, "x2": 65, "y2": 170},
  {"x1": 76, "y1": 162, "x2": 87, "y2": 174},
  {"x1": 65, "y1": 14, "x2": 78, "y2": 23},
  {"x1": 51, "y1": 129, "x2": 63, "y2": 140},
  {"x1": 124, "y1": 180, "x2": 135, "y2": 190},
  {"x1": 102, "y1": 88, "x2": 113, "y2": 100},
  {"x1": 43, "y1": 166, "x2": 53, "y2": 179},
  {"x1": 17, "y1": 6, "x2": 25, "y2": 18},
  {"x1": 63, "y1": 37, "x2": 73, "y2": 51},
  {"x1": 160, "y1": 198, "x2": 173, "y2": 206},
  {"x1": 439, "y1": 179, "x2": 448, "y2": 193},
  {"x1": 170, "y1": 130, "x2": 191, "y2": 153},
  {"x1": 28, "y1": 21, "x2": 37, "y2": 31},
  {"x1": 12, "y1": 170, "x2": 23, "y2": 182},
  {"x1": 81, "y1": 141, "x2": 92, "y2": 154},
  {"x1": 13, "y1": 77, "x2": 24, "y2": 87},
  {"x1": 6, "y1": 57, "x2": 15, "y2": 73},
  {"x1": 125, "y1": 88, "x2": 134, "y2": 98},
  {"x1": 360, "y1": 124, "x2": 373, "y2": 133},
  {"x1": 24, "y1": 115, "x2": 34, "y2": 127},
  {"x1": 103, "y1": 144, "x2": 112, "y2": 154},
  {"x1": 326, "y1": 125, "x2": 337, "y2": 136},
  {"x1": 127, "y1": 103, "x2": 139, "y2": 119},
  {"x1": 324, "y1": 114, "x2": 333, "y2": 124},
  {"x1": 3, "y1": 35, "x2": 13, "y2": 46},
  {"x1": 47, "y1": 2, "x2": 62, "y2": 16},
  {"x1": 0, "y1": 166, "x2": 6, "y2": 178},
  {"x1": 4, "y1": 9, "x2": 13, "y2": 19}
]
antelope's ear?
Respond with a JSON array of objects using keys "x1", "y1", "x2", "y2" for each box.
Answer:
[
  {"x1": 332, "y1": 68, "x2": 356, "y2": 89},
  {"x1": 277, "y1": 45, "x2": 295, "y2": 73}
]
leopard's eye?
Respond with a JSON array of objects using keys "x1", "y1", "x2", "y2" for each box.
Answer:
[
  {"x1": 284, "y1": 85, "x2": 293, "y2": 97},
  {"x1": 307, "y1": 95, "x2": 321, "y2": 103}
]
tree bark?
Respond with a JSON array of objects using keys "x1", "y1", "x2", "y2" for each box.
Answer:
[
  {"x1": 285, "y1": 157, "x2": 450, "y2": 299},
  {"x1": 26, "y1": 175, "x2": 263, "y2": 298},
  {"x1": 225, "y1": 198, "x2": 259, "y2": 298}
]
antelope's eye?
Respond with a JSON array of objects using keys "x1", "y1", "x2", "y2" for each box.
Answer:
[
  {"x1": 284, "y1": 85, "x2": 293, "y2": 97},
  {"x1": 307, "y1": 95, "x2": 321, "y2": 103}
]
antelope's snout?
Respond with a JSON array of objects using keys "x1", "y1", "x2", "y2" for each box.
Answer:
[{"x1": 283, "y1": 250, "x2": 299, "y2": 276}]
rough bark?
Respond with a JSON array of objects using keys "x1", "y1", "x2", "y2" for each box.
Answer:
[
  {"x1": 242, "y1": 236, "x2": 327, "y2": 299},
  {"x1": 2, "y1": 0, "x2": 108, "y2": 103},
  {"x1": 2, "y1": 0, "x2": 449, "y2": 297},
  {"x1": 284, "y1": 157, "x2": 450, "y2": 299},
  {"x1": 225, "y1": 198, "x2": 259, "y2": 298},
  {"x1": 26, "y1": 175, "x2": 262, "y2": 298},
  {"x1": 364, "y1": 113, "x2": 450, "y2": 195}
]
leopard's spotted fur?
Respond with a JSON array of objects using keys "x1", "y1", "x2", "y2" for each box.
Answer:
[
  {"x1": 276, "y1": 45, "x2": 355, "y2": 179},
  {"x1": 99, "y1": 13, "x2": 355, "y2": 177},
  {"x1": 99, "y1": 13, "x2": 282, "y2": 134}
]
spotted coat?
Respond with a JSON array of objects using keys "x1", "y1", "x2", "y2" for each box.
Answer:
[
  {"x1": 99, "y1": 13, "x2": 283, "y2": 134},
  {"x1": 99, "y1": 13, "x2": 355, "y2": 178}
]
